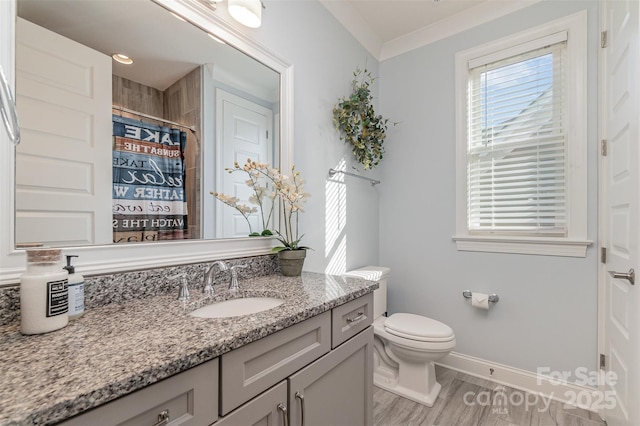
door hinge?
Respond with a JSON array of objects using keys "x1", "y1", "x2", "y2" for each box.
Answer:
[
  {"x1": 601, "y1": 247, "x2": 607, "y2": 264},
  {"x1": 266, "y1": 130, "x2": 269, "y2": 139},
  {"x1": 601, "y1": 30, "x2": 608, "y2": 48},
  {"x1": 601, "y1": 139, "x2": 608, "y2": 156},
  {"x1": 600, "y1": 353, "x2": 606, "y2": 369}
]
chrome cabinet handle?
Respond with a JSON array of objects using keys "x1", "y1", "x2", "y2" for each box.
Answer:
[
  {"x1": 608, "y1": 269, "x2": 635, "y2": 285},
  {"x1": 277, "y1": 403, "x2": 289, "y2": 426},
  {"x1": 0, "y1": 65, "x2": 20, "y2": 145},
  {"x1": 295, "y1": 391, "x2": 305, "y2": 426},
  {"x1": 153, "y1": 409, "x2": 170, "y2": 426},
  {"x1": 346, "y1": 311, "x2": 364, "y2": 323}
]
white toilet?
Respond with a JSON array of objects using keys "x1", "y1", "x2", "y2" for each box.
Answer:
[{"x1": 344, "y1": 266, "x2": 455, "y2": 407}]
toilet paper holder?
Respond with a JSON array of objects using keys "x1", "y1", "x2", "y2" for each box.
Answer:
[{"x1": 462, "y1": 290, "x2": 499, "y2": 303}]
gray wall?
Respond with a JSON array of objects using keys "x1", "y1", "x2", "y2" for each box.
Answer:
[
  {"x1": 245, "y1": 1, "x2": 382, "y2": 274},
  {"x1": 235, "y1": 0, "x2": 600, "y2": 377},
  {"x1": 377, "y1": 0, "x2": 600, "y2": 376}
]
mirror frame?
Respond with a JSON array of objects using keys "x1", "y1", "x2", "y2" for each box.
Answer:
[{"x1": 0, "y1": 0, "x2": 294, "y2": 285}]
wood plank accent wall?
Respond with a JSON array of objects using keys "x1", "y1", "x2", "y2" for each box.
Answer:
[
  {"x1": 112, "y1": 75, "x2": 164, "y2": 117},
  {"x1": 164, "y1": 67, "x2": 202, "y2": 240}
]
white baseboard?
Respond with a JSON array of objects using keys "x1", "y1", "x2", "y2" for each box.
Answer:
[{"x1": 437, "y1": 352, "x2": 600, "y2": 412}]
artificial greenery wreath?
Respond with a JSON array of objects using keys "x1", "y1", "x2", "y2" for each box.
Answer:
[{"x1": 333, "y1": 67, "x2": 394, "y2": 170}]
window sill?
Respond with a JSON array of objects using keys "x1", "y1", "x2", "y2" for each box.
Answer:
[{"x1": 452, "y1": 235, "x2": 593, "y2": 257}]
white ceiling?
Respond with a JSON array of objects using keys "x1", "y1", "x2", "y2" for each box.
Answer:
[
  {"x1": 320, "y1": 0, "x2": 542, "y2": 61},
  {"x1": 16, "y1": 0, "x2": 543, "y2": 89},
  {"x1": 17, "y1": 0, "x2": 280, "y2": 99}
]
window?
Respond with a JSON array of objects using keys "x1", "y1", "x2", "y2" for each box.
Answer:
[{"x1": 454, "y1": 12, "x2": 591, "y2": 257}]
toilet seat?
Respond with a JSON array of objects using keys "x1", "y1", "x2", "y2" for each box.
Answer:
[{"x1": 384, "y1": 313, "x2": 455, "y2": 343}]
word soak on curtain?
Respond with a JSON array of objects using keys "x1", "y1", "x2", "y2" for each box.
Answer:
[{"x1": 112, "y1": 115, "x2": 188, "y2": 243}]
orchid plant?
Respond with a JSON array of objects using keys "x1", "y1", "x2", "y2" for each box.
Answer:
[{"x1": 211, "y1": 159, "x2": 311, "y2": 252}]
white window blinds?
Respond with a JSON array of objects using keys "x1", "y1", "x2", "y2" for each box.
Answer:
[{"x1": 466, "y1": 34, "x2": 568, "y2": 236}]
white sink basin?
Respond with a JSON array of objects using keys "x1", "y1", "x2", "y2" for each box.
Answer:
[{"x1": 190, "y1": 297, "x2": 285, "y2": 318}]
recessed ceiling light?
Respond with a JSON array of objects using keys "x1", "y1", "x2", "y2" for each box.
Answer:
[{"x1": 112, "y1": 54, "x2": 134, "y2": 65}]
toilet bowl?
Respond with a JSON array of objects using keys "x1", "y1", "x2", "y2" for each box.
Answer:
[{"x1": 344, "y1": 266, "x2": 456, "y2": 407}]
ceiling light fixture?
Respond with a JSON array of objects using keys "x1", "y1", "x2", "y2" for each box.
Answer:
[
  {"x1": 112, "y1": 54, "x2": 134, "y2": 65},
  {"x1": 227, "y1": 0, "x2": 263, "y2": 28}
]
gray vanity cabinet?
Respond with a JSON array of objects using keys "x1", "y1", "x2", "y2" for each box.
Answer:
[
  {"x1": 57, "y1": 293, "x2": 374, "y2": 426},
  {"x1": 217, "y1": 293, "x2": 374, "y2": 426},
  {"x1": 288, "y1": 327, "x2": 373, "y2": 426},
  {"x1": 59, "y1": 358, "x2": 219, "y2": 426},
  {"x1": 219, "y1": 311, "x2": 332, "y2": 415},
  {"x1": 217, "y1": 319, "x2": 373, "y2": 426}
]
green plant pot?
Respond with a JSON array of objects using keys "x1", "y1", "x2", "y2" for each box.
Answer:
[{"x1": 277, "y1": 249, "x2": 306, "y2": 276}]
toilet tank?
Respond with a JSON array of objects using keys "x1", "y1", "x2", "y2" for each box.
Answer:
[{"x1": 343, "y1": 266, "x2": 390, "y2": 319}]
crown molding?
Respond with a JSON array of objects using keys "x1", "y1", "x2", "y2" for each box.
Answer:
[
  {"x1": 380, "y1": 0, "x2": 542, "y2": 61},
  {"x1": 322, "y1": 0, "x2": 543, "y2": 62}
]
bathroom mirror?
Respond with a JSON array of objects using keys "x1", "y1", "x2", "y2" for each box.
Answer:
[
  {"x1": 15, "y1": 0, "x2": 281, "y2": 247},
  {"x1": 0, "y1": 0, "x2": 293, "y2": 285}
]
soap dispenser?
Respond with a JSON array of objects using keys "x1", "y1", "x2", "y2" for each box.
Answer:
[
  {"x1": 64, "y1": 255, "x2": 85, "y2": 320},
  {"x1": 20, "y1": 248, "x2": 68, "y2": 334}
]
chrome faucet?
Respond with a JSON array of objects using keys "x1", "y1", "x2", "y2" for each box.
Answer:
[
  {"x1": 228, "y1": 264, "x2": 248, "y2": 292},
  {"x1": 203, "y1": 261, "x2": 229, "y2": 297}
]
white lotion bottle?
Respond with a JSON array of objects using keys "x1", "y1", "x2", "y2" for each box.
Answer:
[
  {"x1": 20, "y1": 248, "x2": 69, "y2": 334},
  {"x1": 64, "y1": 255, "x2": 85, "y2": 320}
]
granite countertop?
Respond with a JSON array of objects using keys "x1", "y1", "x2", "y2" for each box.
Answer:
[{"x1": 0, "y1": 272, "x2": 378, "y2": 426}]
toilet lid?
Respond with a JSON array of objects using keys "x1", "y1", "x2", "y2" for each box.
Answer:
[{"x1": 384, "y1": 313, "x2": 454, "y2": 342}]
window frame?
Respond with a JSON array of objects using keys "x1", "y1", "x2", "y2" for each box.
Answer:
[{"x1": 453, "y1": 11, "x2": 592, "y2": 257}]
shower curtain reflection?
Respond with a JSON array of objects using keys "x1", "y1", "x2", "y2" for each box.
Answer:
[{"x1": 112, "y1": 115, "x2": 188, "y2": 243}]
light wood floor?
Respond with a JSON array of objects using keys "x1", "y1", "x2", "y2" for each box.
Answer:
[{"x1": 373, "y1": 366, "x2": 606, "y2": 426}]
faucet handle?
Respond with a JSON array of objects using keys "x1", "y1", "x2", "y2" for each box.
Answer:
[
  {"x1": 228, "y1": 264, "x2": 248, "y2": 291},
  {"x1": 214, "y1": 260, "x2": 229, "y2": 271},
  {"x1": 230, "y1": 264, "x2": 249, "y2": 273},
  {"x1": 169, "y1": 273, "x2": 190, "y2": 302},
  {"x1": 230, "y1": 264, "x2": 249, "y2": 280}
]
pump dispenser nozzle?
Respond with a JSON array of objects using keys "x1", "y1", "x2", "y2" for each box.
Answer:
[
  {"x1": 63, "y1": 255, "x2": 84, "y2": 320},
  {"x1": 64, "y1": 255, "x2": 78, "y2": 274}
]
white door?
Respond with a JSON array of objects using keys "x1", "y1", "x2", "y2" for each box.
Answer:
[
  {"x1": 599, "y1": 0, "x2": 640, "y2": 424},
  {"x1": 15, "y1": 18, "x2": 112, "y2": 246},
  {"x1": 215, "y1": 89, "x2": 273, "y2": 238}
]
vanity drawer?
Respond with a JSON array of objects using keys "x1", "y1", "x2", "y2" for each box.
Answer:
[
  {"x1": 331, "y1": 293, "x2": 373, "y2": 348},
  {"x1": 60, "y1": 359, "x2": 218, "y2": 426},
  {"x1": 220, "y1": 310, "x2": 330, "y2": 415}
]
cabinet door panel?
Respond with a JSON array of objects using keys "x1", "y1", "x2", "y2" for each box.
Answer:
[
  {"x1": 221, "y1": 311, "x2": 331, "y2": 414},
  {"x1": 288, "y1": 327, "x2": 373, "y2": 426},
  {"x1": 216, "y1": 381, "x2": 287, "y2": 426}
]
